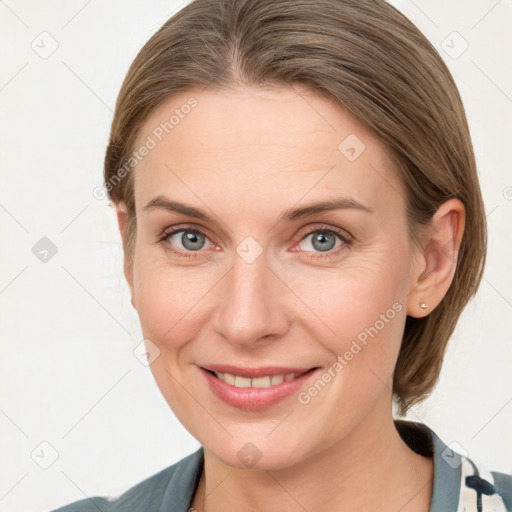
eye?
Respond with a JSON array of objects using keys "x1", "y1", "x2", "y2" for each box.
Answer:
[
  {"x1": 158, "y1": 226, "x2": 215, "y2": 258},
  {"x1": 294, "y1": 226, "x2": 352, "y2": 259}
]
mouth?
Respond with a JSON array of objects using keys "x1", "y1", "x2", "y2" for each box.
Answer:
[{"x1": 198, "y1": 365, "x2": 320, "y2": 410}]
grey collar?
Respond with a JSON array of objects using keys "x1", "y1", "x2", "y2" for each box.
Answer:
[{"x1": 395, "y1": 419, "x2": 461, "y2": 512}]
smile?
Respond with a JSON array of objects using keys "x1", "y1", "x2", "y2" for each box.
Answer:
[{"x1": 199, "y1": 365, "x2": 319, "y2": 411}]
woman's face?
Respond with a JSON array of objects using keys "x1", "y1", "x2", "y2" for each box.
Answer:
[{"x1": 123, "y1": 84, "x2": 423, "y2": 468}]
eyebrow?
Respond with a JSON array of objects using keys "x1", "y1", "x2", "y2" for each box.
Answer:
[{"x1": 143, "y1": 194, "x2": 374, "y2": 223}]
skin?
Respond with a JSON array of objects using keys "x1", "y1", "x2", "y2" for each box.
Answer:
[{"x1": 115, "y1": 84, "x2": 465, "y2": 512}]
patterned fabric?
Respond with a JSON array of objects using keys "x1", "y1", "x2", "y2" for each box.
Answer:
[{"x1": 458, "y1": 457, "x2": 509, "y2": 512}]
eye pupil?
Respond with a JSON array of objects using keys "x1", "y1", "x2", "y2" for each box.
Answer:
[{"x1": 312, "y1": 232, "x2": 336, "y2": 252}]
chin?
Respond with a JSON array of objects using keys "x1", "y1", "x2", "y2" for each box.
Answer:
[{"x1": 203, "y1": 432, "x2": 315, "y2": 471}]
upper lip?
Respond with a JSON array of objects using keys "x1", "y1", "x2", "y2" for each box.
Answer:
[{"x1": 200, "y1": 364, "x2": 318, "y2": 378}]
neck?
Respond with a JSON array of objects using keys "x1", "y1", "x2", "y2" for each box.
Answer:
[{"x1": 192, "y1": 404, "x2": 433, "y2": 512}]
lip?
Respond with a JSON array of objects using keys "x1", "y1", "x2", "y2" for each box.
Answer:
[{"x1": 199, "y1": 365, "x2": 320, "y2": 411}]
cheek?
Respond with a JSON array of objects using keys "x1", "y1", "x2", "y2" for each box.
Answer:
[
  {"x1": 131, "y1": 249, "x2": 210, "y2": 348},
  {"x1": 131, "y1": 256, "x2": 210, "y2": 429},
  {"x1": 287, "y1": 246, "x2": 409, "y2": 392},
  {"x1": 290, "y1": 245, "x2": 408, "y2": 335}
]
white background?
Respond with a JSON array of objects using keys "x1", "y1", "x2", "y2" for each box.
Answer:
[{"x1": 0, "y1": 1, "x2": 511, "y2": 510}]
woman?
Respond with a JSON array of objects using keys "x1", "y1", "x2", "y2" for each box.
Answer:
[{"x1": 52, "y1": 0, "x2": 511, "y2": 510}]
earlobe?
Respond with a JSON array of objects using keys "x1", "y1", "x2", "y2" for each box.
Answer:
[{"x1": 407, "y1": 199, "x2": 465, "y2": 317}]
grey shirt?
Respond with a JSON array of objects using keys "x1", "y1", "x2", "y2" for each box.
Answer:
[{"x1": 50, "y1": 420, "x2": 512, "y2": 511}]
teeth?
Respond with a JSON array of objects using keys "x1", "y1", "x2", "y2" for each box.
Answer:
[
  {"x1": 214, "y1": 371, "x2": 299, "y2": 388},
  {"x1": 234, "y1": 375, "x2": 252, "y2": 387},
  {"x1": 223, "y1": 372, "x2": 235, "y2": 385},
  {"x1": 271, "y1": 375, "x2": 284, "y2": 385},
  {"x1": 252, "y1": 376, "x2": 272, "y2": 388}
]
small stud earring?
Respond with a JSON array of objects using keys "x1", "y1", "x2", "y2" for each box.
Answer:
[{"x1": 420, "y1": 302, "x2": 427, "y2": 309}]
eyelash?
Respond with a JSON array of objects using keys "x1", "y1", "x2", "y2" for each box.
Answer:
[{"x1": 157, "y1": 224, "x2": 353, "y2": 261}]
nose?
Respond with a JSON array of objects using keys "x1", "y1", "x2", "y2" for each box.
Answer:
[{"x1": 211, "y1": 248, "x2": 291, "y2": 347}]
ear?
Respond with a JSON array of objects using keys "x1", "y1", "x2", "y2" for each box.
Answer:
[
  {"x1": 406, "y1": 198, "x2": 465, "y2": 318},
  {"x1": 115, "y1": 201, "x2": 135, "y2": 308}
]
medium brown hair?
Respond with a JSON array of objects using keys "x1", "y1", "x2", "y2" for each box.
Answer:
[{"x1": 104, "y1": 0, "x2": 486, "y2": 414}]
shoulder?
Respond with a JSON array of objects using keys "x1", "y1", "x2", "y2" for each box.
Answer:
[
  {"x1": 492, "y1": 470, "x2": 512, "y2": 511},
  {"x1": 394, "y1": 419, "x2": 512, "y2": 511},
  {"x1": 49, "y1": 448, "x2": 203, "y2": 512}
]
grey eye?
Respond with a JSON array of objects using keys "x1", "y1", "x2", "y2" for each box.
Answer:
[
  {"x1": 299, "y1": 231, "x2": 341, "y2": 253},
  {"x1": 170, "y1": 230, "x2": 207, "y2": 251}
]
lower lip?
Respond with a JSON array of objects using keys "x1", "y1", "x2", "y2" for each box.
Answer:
[{"x1": 200, "y1": 367, "x2": 318, "y2": 411}]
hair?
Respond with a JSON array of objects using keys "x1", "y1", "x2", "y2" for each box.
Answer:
[{"x1": 104, "y1": 0, "x2": 487, "y2": 415}]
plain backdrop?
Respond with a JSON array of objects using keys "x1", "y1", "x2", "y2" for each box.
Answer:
[{"x1": 0, "y1": 1, "x2": 511, "y2": 510}]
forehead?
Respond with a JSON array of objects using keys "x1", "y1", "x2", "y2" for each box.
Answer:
[{"x1": 132, "y1": 85, "x2": 406, "y2": 221}]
